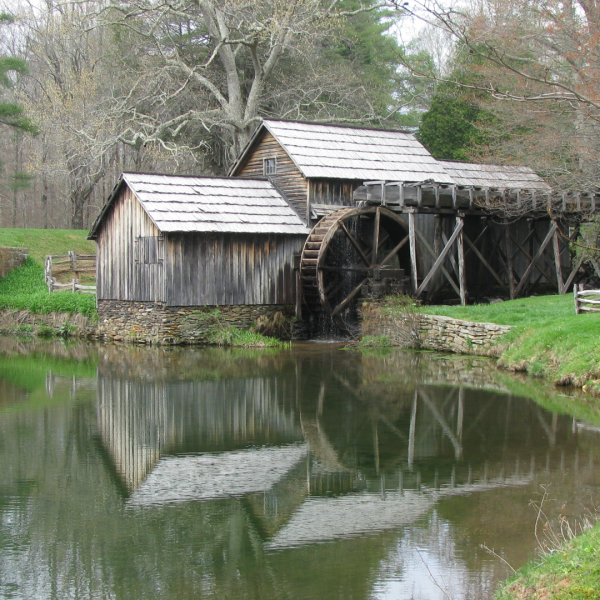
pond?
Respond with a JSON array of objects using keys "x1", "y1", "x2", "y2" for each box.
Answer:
[{"x1": 0, "y1": 338, "x2": 599, "y2": 600}]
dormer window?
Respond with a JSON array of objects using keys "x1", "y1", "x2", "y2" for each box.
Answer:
[{"x1": 264, "y1": 158, "x2": 277, "y2": 176}]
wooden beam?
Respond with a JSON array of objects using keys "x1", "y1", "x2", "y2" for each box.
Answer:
[
  {"x1": 514, "y1": 222, "x2": 557, "y2": 297},
  {"x1": 463, "y1": 231, "x2": 508, "y2": 291},
  {"x1": 510, "y1": 233, "x2": 556, "y2": 285},
  {"x1": 462, "y1": 223, "x2": 489, "y2": 262},
  {"x1": 331, "y1": 278, "x2": 369, "y2": 316},
  {"x1": 339, "y1": 221, "x2": 370, "y2": 267},
  {"x1": 561, "y1": 255, "x2": 585, "y2": 294},
  {"x1": 441, "y1": 231, "x2": 460, "y2": 279},
  {"x1": 372, "y1": 207, "x2": 381, "y2": 264},
  {"x1": 505, "y1": 224, "x2": 516, "y2": 299},
  {"x1": 417, "y1": 219, "x2": 464, "y2": 296},
  {"x1": 380, "y1": 235, "x2": 409, "y2": 267},
  {"x1": 552, "y1": 226, "x2": 564, "y2": 294},
  {"x1": 457, "y1": 216, "x2": 467, "y2": 305},
  {"x1": 409, "y1": 212, "x2": 418, "y2": 294},
  {"x1": 415, "y1": 227, "x2": 461, "y2": 297}
]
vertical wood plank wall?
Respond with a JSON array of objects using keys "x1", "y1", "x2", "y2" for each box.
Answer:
[
  {"x1": 165, "y1": 233, "x2": 306, "y2": 306},
  {"x1": 308, "y1": 180, "x2": 361, "y2": 208},
  {"x1": 97, "y1": 188, "x2": 165, "y2": 302},
  {"x1": 233, "y1": 131, "x2": 309, "y2": 220}
]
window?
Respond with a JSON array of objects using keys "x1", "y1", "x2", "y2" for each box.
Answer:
[
  {"x1": 264, "y1": 158, "x2": 277, "y2": 176},
  {"x1": 136, "y1": 236, "x2": 162, "y2": 264}
]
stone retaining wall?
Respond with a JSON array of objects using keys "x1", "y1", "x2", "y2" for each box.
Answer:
[
  {"x1": 419, "y1": 314, "x2": 512, "y2": 356},
  {"x1": 359, "y1": 300, "x2": 512, "y2": 357},
  {"x1": 0, "y1": 247, "x2": 28, "y2": 279},
  {"x1": 96, "y1": 300, "x2": 295, "y2": 344}
]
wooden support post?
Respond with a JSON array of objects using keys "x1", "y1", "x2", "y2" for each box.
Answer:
[
  {"x1": 408, "y1": 211, "x2": 418, "y2": 295},
  {"x1": 514, "y1": 222, "x2": 557, "y2": 297},
  {"x1": 505, "y1": 224, "x2": 516, "y2": 299},
  {"x1": 552, "y1": 226, "x2": 564, "y2": 294},
  {"x1": 373, "y1": 207, "x2": 381, "y2": 264},
  {"x1": 408, "y1": 391, "x2": 417, "y2": 471},
  {"x1": 295, "y1": 268, "x2": 302, "y2": 320},
  {"x1": 432, "y1": 215, "x2": 443, "y2": 295},
  {"x1": 441, "y1": 231, "x2": 460, "y2": 278},
  {"x1": 417, "y1": 218, "x2": 464, "y2": 297},
  {"x1": 457, "y1": 387, "x2": 464, "y2": 441},
  {"x1": 415, "y1": 227, "x2": 461, "y2": 297},
  {"x1": 457, "y1": 216, "x2": 467, "y2": 305},
  {"x1": 574, "y1": 283, "x2": 580, "y2": 314}
]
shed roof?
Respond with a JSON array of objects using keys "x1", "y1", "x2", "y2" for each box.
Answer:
[
  {"x1": 128, "y1": 444, "x2": 308, "y2": 507},
  {"x1": 89, "y1": 173, "x2": 310, "y2": 239},
  {"x1": 231, "y1": 120, "x2": 456, "y2": 184},
  {"x1": 439, "y1": 160, "x2": 552, "y2": 191}
]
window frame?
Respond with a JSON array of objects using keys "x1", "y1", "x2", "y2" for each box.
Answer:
[{"x1": 263, "y1": 157, "x2": 277, "y2": 176}]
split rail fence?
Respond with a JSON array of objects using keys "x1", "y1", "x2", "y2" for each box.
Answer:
[
  {"x1": 45, "y1": 251, "x2": 96, "y2": 294},
  {"x1": 573, "y1": 285, "x2": 600, "y2": 314}
]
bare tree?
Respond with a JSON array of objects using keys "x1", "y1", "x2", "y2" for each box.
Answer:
[
  {"x1": 400, "y1": 1, "x2": 600, "y2": 190},
  {"x1": 89, "y1": 0, "x2": 401, "y2": 166}
]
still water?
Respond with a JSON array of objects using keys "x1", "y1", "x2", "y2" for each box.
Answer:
[{"x1": 0, "y1": 339, "x2": 599, "y2": 600}]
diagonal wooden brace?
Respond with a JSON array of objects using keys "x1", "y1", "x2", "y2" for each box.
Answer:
[
  {"x1": 514, "y1": 222, "x2": 557, "y2": 297},
  {"x1": 417, "y1": 219, "x2": 464, "y2": 296}
]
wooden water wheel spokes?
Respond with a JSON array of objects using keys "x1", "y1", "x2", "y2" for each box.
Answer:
[{"x1": 300, "y1": 206, "x2": 410, "y2": 330}]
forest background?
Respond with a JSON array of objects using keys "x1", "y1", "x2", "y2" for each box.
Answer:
[{"x1": 1, "y1": 0, "x2": 600, "y2": 246}]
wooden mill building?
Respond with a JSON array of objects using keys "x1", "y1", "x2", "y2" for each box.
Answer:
[{"x1": 90, "y1": 120, "x2": 600, "y2": 342}]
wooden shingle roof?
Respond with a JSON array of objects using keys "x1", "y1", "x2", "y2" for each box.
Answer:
[
  {"x1": 439, "y1": 161, "x2": 552, "y2": 191},
  {"x1": 232, "y1": 120, "x2": 456, "y2": 184},
  {"x1": 90, "y1": 173, "x2": 310, "y2": 238}
]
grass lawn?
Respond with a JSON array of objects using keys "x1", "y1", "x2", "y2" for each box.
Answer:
[
  {"x1": 421, "y1": 295, "x2": 600, "y2": 387},
  {"x1": 0, "y1": 229, "x2": 96, "y2": 318},
  {"x1": 0, "y1": 258, "x2": 96, "y2": 317},
  {"x1": 0, "y1": 228, "x2": 95, "y2": 264}
]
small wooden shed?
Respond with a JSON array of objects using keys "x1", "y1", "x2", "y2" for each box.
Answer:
[{"x1": 88, "y1": 173, "x2": 309, "y2": 307}]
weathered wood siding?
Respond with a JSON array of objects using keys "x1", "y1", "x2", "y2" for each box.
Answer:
[
  {"x1": 308, "y1": 179, "x2": 360, "y2": 208},
  {"x1": 165, "y1": 233, "x2": 305, "y2": 306},
  {"x1": 96, "y1": 188, "x2": 165, "y2": 302},
  {"x1": 234, "y1": 131, "x2": 308, "y2": 221}
]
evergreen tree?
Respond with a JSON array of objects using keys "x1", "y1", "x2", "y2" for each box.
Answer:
[{"x1": 0, "y1": 13, "x2": 36, "y2": 134}]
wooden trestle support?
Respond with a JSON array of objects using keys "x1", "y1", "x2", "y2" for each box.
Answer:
[{"x1": 300, "y1": 205, "x2": 600, "y2": 317}]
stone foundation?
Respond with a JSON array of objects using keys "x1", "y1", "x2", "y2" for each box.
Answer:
[
  {"x1": 96, "y1": 300, "x2": 296, "y2": 345},
  {"x1": 359, "y1": 300, "x2": 512, "y2": 357},
  {"x1": 0, "y1": 247, "x2": 28, "y2": 279}
]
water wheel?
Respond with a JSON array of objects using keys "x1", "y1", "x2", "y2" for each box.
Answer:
[{"x1": 300, "y1": 206, "x2": 410, "y2": 331}]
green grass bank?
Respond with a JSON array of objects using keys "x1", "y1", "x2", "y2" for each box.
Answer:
[
  {"x1": 421, "y1": 295, "x2": 600, "y2": 390},
  {"x1": 495, "y1": 521, "x2": 600, "y2": 600},
  {"x1": 0, "y1": 229, "x2": 97, "y2": 321}
]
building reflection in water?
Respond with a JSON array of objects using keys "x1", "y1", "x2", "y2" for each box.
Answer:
[{"x1": 92, "y1": 345, "x2": 599, "y2": 600}]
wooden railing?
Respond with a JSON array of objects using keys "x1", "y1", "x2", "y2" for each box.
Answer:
[
  {"x1": 45, "y1": 251, "x2": 96, "y2": 294},
  {"x1": 573, "y1": 284, "x2": 600, "y2": 314}
]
